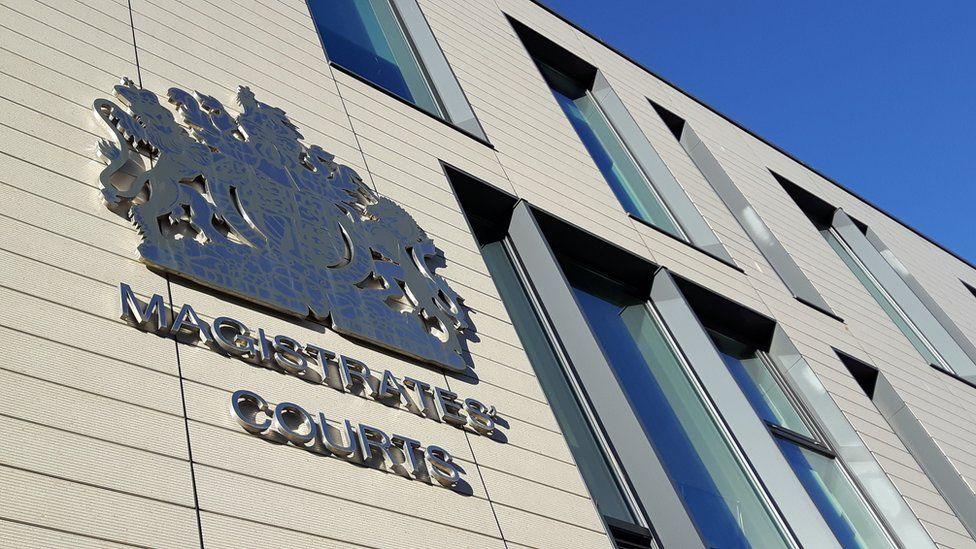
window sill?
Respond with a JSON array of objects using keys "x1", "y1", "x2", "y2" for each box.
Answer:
[
  {"x1": 627, "y1": 212, "x2": 744, "y2": 274},
  {"x1": 329, "y1": 62, "x2": 494, "y2": 149},
  {"x1": 794, "y1": 296, "x2": 845, "y2": 323}
]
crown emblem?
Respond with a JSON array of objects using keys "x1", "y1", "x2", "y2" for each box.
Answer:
[{"x1": 94, "y1": 78, "x2": 472, "y2": 372}]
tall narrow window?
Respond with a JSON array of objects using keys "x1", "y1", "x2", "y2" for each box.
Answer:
[
  {"x1": 312, "y1": 0, "x2": 442, "y2": 114},
  {"x1": 308, "y1": 0, "x2": 488, "y2": 140},
  {"x1": 450, "y1": 167, "x2": 653, "y2": 548},
  {"x1": 566, "y1": 263, "x2": 788, "y2": 549},
  {"x1": 838, "y1": 351, "x2": 976, "y2": 538},
  {"x1": 775, "y1": 172, "x2": 976, "y2": 380},
  {"x1": 822, "y1": 228, "x2": 945, "y2": 369},
  {"x1": 649, "y1": 101, "x2": 835, "y2": 317},
  {"x1": 710, "y1": 331, "x2": 895, "y2": 548},
  {"x1": 480, "y1": 240, "x2": 640, "y2": 527},
  {"x1": 507, "y1": 17, "x2": 734, "y2": 264},
  {"x1": 538, "y1": 63, "x2": 682, "y2": 236}
]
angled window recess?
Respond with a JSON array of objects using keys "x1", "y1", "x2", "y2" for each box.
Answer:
[
  {"x1": 307, "y1": 0, "x2": 488, "y2": 142},
  {"x1": 838, "y1": 351, "x2": 976, "y2": 538},
  {"x1": 507, "y1": 17, "x2": 732, "y2": 264},
  {"x1": 446, "y1": 166, "x2": 654, "y2": 549},
  {"x1": 650, "y1": 102, "x2": 836, "y2": 318},
  {"x1": 449, "y1": 169, "x2": 919, "y2": 548},
  {"x1": 776, "y1": 173, "x2": 976, "y2": 382}
]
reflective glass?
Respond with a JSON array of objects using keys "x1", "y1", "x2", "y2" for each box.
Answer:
[
  {"x1": 778, "y1": 439, "x2": 895, "y2": 549},
  {"x1": 480, "y1": 242, "x2": 636, "y2": 524},
  {"x1": 823, "y1": 229, "x2": 945, "y2": 368},
  {"x1": 710, "y1": 332, "x2": 812, "y2": 438},
  {"x1": 310, "y1": 0, "x2": 442, "y2": 116},
  {"x1": 538, "y1": 63, "x2": 683, "y2": 237},
  {"x1": 569, "y1": 267, "x2": 788, "y2": 549}
]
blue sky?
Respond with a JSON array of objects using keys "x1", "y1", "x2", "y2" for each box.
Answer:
[{"x1": 541, "y1": 0, "x2": 975, "y2": 263}]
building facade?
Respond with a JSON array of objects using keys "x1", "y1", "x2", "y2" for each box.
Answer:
[{"x1": 2, "y1": 0, "x2": 976, "y2": 547}]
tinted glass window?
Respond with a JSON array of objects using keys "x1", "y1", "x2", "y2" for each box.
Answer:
[
  {"x1": 310, "y1": 0, "x2": 442, "y2": 116},
  {"x1": 778, "y1": 440, "x2": 894, "y2": 549},
  {"x1": 823, "y1": 229, "x2": 945, "y2": 369},
  {"x1": 712, "y1": 332, "x2": 895, "y2": 549},
  {"x1": 569, "y1": 266, "x2": 787, "y2": 549},
  {"x1": 711, "y1": 332, "x2": 812, "y2": 437},
  {"x1": 480, "y1": 241, "x2": 637, "y2": 525},
  {"x1": 538, "y1": 63, "x2": 682, "y2": 237}
]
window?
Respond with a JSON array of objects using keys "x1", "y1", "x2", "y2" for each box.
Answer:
[
  {"x1": 313, "y1": 0, "x2": 442, "y2": 114},
  {"x1": 822, "y1": 228, "x2": 945, "y2": 368},
  {"x1": 539, "y1": 64, "x2": 682, "y2": 236},
  {"x1": 308, "y1": 0, "x2": 488, "y2": 140},
  {"x1": 450, "y1": 166, "x2": 929, "y2": 548},
  {"x1": 838, "y1": 351, "x2": 976, "y2": 538},
  {"x1": 480, "y1": 240, "x2": 640, "y2": 526},
  {"x1": 964, "y1": 280, "x2": 976, "y2": 302},
  {"x1": 508, "y1": 17, "x2": 734, "y2": 264},
  {"x1": 649, "y1": 101, "x2": 835, "y2": 317},
  {"x1": 711, "y1": 332, "x2": 895, "y2": 548},
  {"x1": 449, "y1": 166, "x2": 653, "y2": 548},
  {"x1": 567, "y1": 265, "x2": 789, "y2": 549},
  {"x1": 775, "y1": 173, "x2": 976, "y2": 380}
]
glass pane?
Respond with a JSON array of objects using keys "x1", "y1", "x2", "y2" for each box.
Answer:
[
  {"x1": 823, "y1": 230, "x2": 944, "y2": 368},
  {"x1": 569, "y1": 267, "x2": 788, "y2": 549},
  {"x1": 778, "y1": 439, "x2": 895, "y2": 549},
  {"x1": 309, "y1": 0, "x2": 442, "y2": 116},
  {"x1": 537, "y1": 63, "x2": 683, "y2": 237},
  {"x1": 480, "y1": 242, "x2": 637, "y2": 524},
  {"x1": 710, "y1": 331, "x2": 813, "y2": 438}
]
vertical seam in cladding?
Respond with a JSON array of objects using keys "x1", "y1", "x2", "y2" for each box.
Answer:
[
  {"x1": 165, "y1": 273, "x2": 206, "y2": 549},
  {"x1": 126, "y1": 0, "x2": 142, "y2": 87},
  {"x1": 329, "y1": 72, "x2": 379, "y2": 193},
  {"x1": 443, "y1": 376, "x2": 510, "y2": 548},
  {"x1": 127, "y1": 3, "x2": 204, "y2": 544}
]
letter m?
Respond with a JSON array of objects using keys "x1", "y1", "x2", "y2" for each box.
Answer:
[{"x1": 120, "y1": 282, "x2": 169, "y2": 332}]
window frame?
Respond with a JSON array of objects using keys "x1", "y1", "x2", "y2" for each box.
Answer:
[
  {"x1": 506, "y1": 16, "x2": 736, "y2": 267},
  {"x1": 306, "y1": 0, "x2": 491, "y2": 144},
  {"x1": 538, "y1": 62, "x2": 687, "y2": 239},
  {"x1": 492, "y1": 237, "x2": 650, "y2": 529},
  {"x1": 708, "y1": 328, "x2": 903, "y2": 548},
  {"x1": 823, "y1": 226, "x2": 950, "y2": 370}
]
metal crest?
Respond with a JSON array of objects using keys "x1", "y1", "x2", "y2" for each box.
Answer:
[{"x1": 94, "y1": 78, "x2": 472, "y2": 372}]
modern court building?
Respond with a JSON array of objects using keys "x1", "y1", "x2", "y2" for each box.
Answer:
[{"x1": 3, "y1": 0, "x2": 976, "y2": 547}]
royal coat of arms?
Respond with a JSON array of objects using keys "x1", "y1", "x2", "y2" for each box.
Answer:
[{"x1": 94, "y1": 78, "x2": 472, "y2": 372}]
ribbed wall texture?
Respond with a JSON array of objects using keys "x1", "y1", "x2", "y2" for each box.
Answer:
[{"x1": 1, "y1": 0, "x2": 974, "y2": 547}]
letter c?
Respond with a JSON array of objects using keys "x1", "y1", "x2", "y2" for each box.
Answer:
[{"x1": 230, "y1": 389, "x2": 271, "y2": 434}]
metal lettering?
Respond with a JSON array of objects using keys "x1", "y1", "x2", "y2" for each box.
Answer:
[
  {"x1": 402, "y1": 376, "x2": 432, "y2": 417},
  {"x1": 319, "y1": 415, "x2": 358, "y2": 458},
  {"x1": 358, "y1": 423, "x2": 397, "y2": 465},
  {"x1": 212, "y1": 316, "x2": 255, "y2": 357},
  {"x1": 425, "y1": 445, "x2": 461, "y2": 487},
  {"x1": 169, "y1": 303, "x2": 213, "y2": 344},
  {"x1": 119, "y1": 283, "x2": 168, "y2": 332},
  {"x1": 464, "y1": 398, "x2": 496, "y2": 435},
  {"x1": 339, "y1": 355, "x2": 377, "y2": 397},
  {"x1": 272, "y1": 402, "x2": 316, "y2": 445},
  {"x1": 392, "y1": 434, "x2": 424, "y2": 478},
  {"x1": 434, "y1": 387, "x2": 467, "y2": 427},
  {"x1": 377, "y1": 369, "x2": 404, "y2": 400},
  {"x1": 230, "y1": 389, "x2": 271, "y2": 434},
  {"x1": 273, "y1": 335, "x2": 309, "y2": 377}
]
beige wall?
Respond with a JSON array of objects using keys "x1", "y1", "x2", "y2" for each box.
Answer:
[{"x1": 1, "y1": 0, "x2": 974, "y2": 547}]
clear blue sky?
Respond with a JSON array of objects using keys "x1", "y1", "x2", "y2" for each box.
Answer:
[{"x1": 541, "y1": 0, "x2": 975, "y2": 264}]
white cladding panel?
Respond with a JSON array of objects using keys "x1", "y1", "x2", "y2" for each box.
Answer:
[{"x1": 1, "y1": 0, "x2": 973, "y2": 547}]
